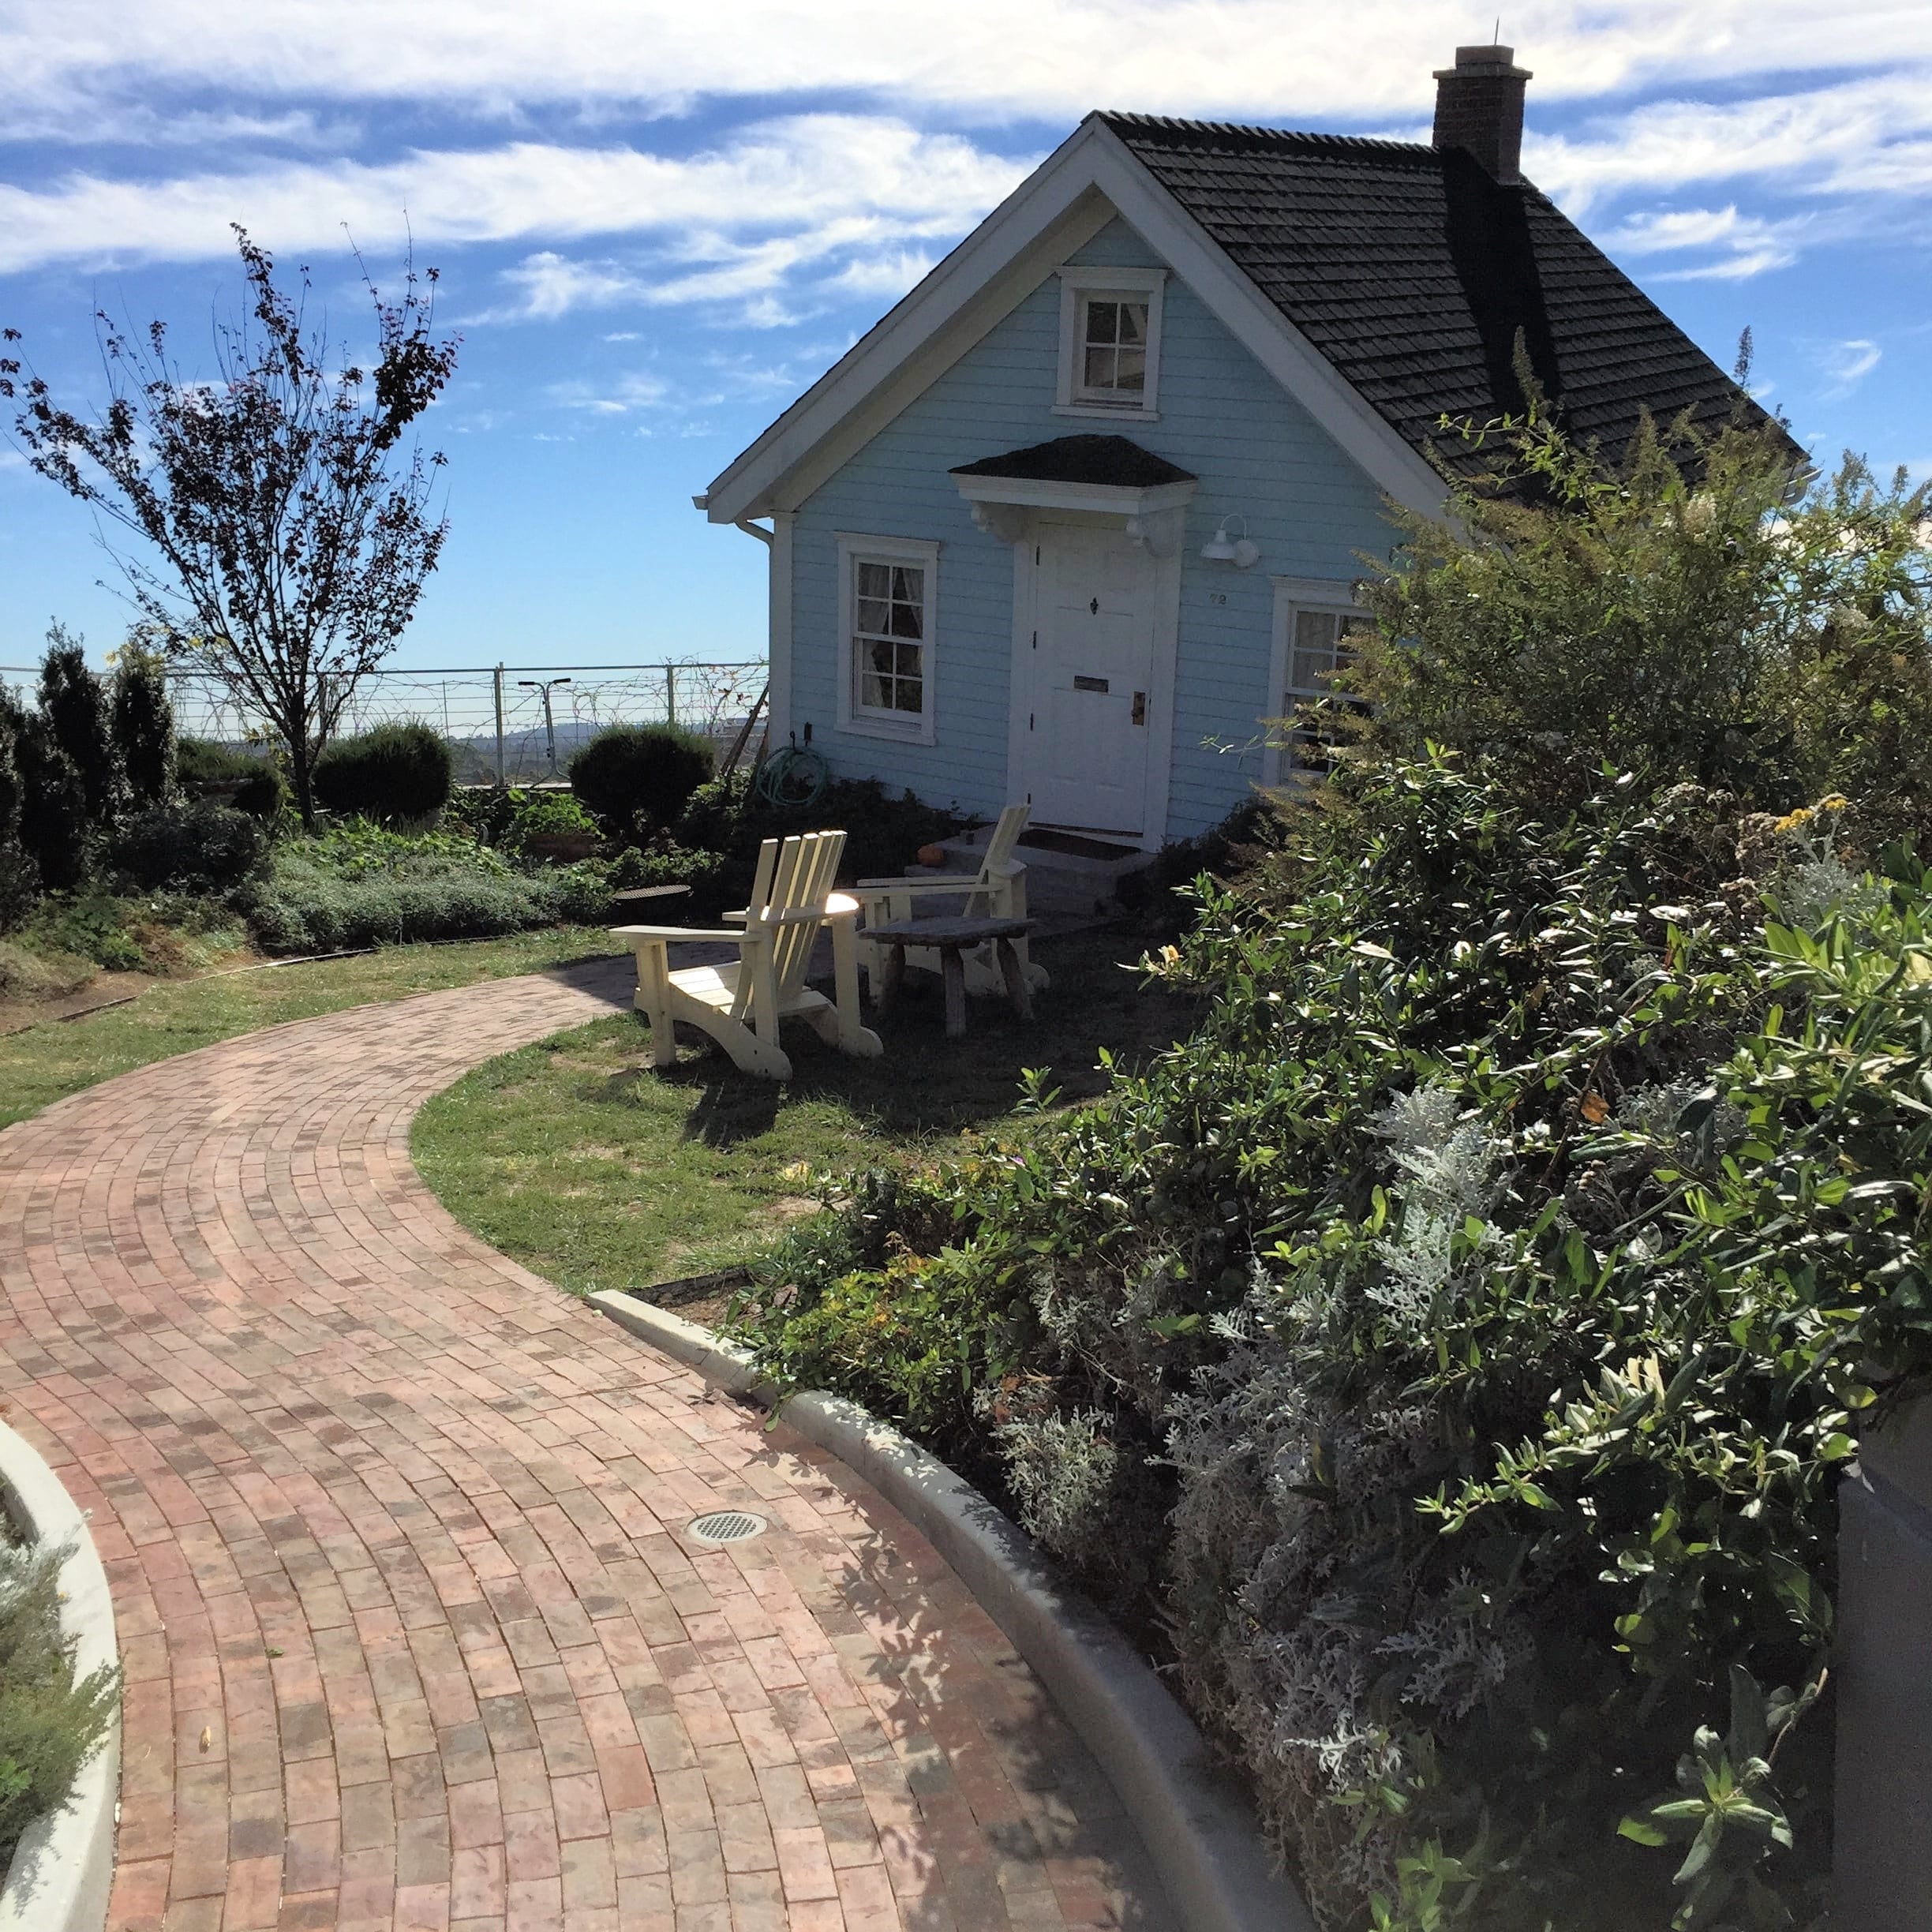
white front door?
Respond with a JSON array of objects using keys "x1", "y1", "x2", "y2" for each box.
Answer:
[{"x1": 1020, "y1": 519, "x2": 1157, "y2": 835}]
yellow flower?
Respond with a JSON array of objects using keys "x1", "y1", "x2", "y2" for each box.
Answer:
[
  {"x1": 1159, "y1": 944, "x2": 1181, "y2": 964},
  {"x1": 1773, "y1": 807, "x2": 1814, "y2": 833}
]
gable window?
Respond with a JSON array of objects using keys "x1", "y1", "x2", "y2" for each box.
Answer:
[
  {"x1": 835, "y1": 533, "x2": 939, "y2": 744},
  {"x1": 1054, "y1": 266, "x2": 1166, "y2": 420},
  {"x1": 1266, "y1": 578, "x2": 1372, "y2": 784}
]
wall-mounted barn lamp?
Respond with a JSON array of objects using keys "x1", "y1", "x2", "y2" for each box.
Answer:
[{"x1": 1200, "y1": 515, "x2": 1260, "y2": 569}]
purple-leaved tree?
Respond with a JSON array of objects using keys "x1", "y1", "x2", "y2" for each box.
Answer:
[{"x1": 2, "y1": 227, "x2": 459, "y2": 826}]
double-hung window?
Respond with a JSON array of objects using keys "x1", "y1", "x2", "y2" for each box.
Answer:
[
  {"x1": 836, "y1": 534, "x2": 939, "y2": 744},
  {"x1": 1266, "y1": 578, "x2": 1373, "y2": 784},
  {"x1": 1054, "y1": 266, "x2": 1166, "y2": 420}
]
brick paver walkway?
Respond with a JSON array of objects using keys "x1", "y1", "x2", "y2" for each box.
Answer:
[{"x1": 0, "y1": 962, "x2": 1172, "y2": 1932}]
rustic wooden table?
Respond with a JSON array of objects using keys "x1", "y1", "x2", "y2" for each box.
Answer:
[{"x1": 863, "y1": 914, "x2": 1037, "y2": 1037}]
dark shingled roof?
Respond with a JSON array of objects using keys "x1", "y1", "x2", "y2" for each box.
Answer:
[
  {"x1": 951, "y1": 433, "x2": 1196, "y2": 488},
  {"x1": 1099, "y1": 114, "x2": 1797, "y2": 478}
]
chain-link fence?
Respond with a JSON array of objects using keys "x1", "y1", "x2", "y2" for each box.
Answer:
[{"x1": 0, "y1": 660, "x2": 768, "y2": 786}]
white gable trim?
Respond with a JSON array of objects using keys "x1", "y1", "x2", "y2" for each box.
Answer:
[{"x1": 700, "y1": 115, "x2": 1447, "y2": 526}]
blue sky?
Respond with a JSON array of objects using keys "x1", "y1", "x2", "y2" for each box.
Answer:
[{"x1": 2, "y1": 1, "x2": 1929, "y2": 672}]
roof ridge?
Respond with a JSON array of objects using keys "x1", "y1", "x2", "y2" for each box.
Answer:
[{"x1": 1097, "y1": 111, "x2": 1440, "y2": 161}]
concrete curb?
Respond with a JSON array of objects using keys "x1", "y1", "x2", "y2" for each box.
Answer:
[
  {"x1": 0, "y1": 1422, "x2": 120, "y2": 1932},
  {"x1": 589, "y1": 1290, "x2": 1316, "y2": 1932}
]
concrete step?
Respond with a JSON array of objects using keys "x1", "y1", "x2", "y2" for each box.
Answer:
[{"x1": 931, "y1": 824, "x2": 1157, "y2": 918}]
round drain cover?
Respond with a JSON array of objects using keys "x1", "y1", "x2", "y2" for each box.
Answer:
[{"x1": 687, "y1": 1509, "x2": 768, "y2": 1546}]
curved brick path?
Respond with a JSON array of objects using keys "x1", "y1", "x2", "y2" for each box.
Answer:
[{"x1": 0, "y1": 961, "x2": 1172, "y2": 1932}]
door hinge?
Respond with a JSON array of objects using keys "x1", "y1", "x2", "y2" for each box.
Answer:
[
  {"x1": 1132, "y1": 691, "x2": 1147, "y2": 725},
  {"x1": 1031, "y1": 630, "x2": 1037, "y2": 649},
  {"x1": 1035, "y1": 545, "x2": 1040, "y2": 565},
  {"x1": 1028, "y1": 712, "x2": 1035, "y2": 730}
]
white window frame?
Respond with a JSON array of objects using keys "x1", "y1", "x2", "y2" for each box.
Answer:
[
  {"x1": 1265, "y1": 576, "x2": 1372, "y2": 786},
  {"x1": 835, "y1": 533, "x2": 940, "y2": 745},
  {"x1": 1054, "y1": 265, "x2": 1166, "y2": 421}
]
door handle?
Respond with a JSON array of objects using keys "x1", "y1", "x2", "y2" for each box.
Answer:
[{"x1": 1132, "y1": 691, "x2": 1147, "y2": 725}]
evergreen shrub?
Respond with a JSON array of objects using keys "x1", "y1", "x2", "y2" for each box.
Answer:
[
  {"x1": 110, "y1": 652, "x2": 176, "y2": 810},
  {"x1": 176, "y1": 737, "x2": 287, "y2": 818},
  {"x1": 311, "y1": 722, "x2": 453, "y2": 825},
  {"x1": 569, "y1": 722, "x2": 713, "y2": 833},
  {"x1": 110, "y1": 801, "x2": 268, "y2": 894}
]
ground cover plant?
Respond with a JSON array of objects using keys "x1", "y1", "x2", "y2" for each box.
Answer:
[
  {"x1": 731, "y1": 413, "x2": 1932, "y2": 1932},
  {"x1": 0, "y1": 1536, "x2": 119, "y2": 1874}
]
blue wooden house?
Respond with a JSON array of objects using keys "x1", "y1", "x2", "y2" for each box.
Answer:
[{"x1": 697, "y1": 45, "x2": 1776, "y2": 852}]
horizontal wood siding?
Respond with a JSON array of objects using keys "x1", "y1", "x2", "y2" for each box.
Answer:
[{"x1": 789, "y1": 216, "x2": 1396, "y2": 837}]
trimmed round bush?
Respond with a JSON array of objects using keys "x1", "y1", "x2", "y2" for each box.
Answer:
[
  {"x1": 312, "y1": 723, "x2": 454, "y2": 825},
  {"x1": 176, "y1": 738, "x2": 288, "y2": 818},
  {"x1": 569, "y1": 724, "x2": 713, "y2": 833},
  {"x1": 110, "y1": 801, "x2": 268, "y2": 894}
]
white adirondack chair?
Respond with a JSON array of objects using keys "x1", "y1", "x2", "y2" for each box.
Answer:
[
  {"x1": 854, "y1": 803, "x2": 1050, "y2": 1002},
  {"x1": 612, "y1": 830, "x2": 882, "y2": 1081}
]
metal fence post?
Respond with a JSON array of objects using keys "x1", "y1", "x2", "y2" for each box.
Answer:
[
  {"x1": 492, "y1": 663, "x2": 507, "y2": 786},
  {"x1": 665, "y1": 664, "x2": 677, "y2": 727}
]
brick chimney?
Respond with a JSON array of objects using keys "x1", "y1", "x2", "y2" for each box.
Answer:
[{"x1": 1432, "y1": 43, "x2": 1533, "y2": 183}]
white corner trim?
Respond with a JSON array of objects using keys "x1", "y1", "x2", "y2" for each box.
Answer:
[
  {"x1": 586, "y1": 1291, "x2": 1320, "y2": 1932},
  {"x1": 953, "y1": 473, "x2": 1196, "y2": 519},
  {"x1": 1055, "y1": 264, "x2": 1166, "y2": 416},
  {"x1": 833, "y1": 532, "x2": 940, "y2": 747},
  {"x1": 766, "y1": 511, "x2": 796, "y2": 747}
]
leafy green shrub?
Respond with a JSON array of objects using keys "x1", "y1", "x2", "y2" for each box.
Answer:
[
  {"x1": 17, "y1": 893, "x2": 150, "y2": 972},
  {"x1": 676, "y1": 771, "x2": 967, "y2": 892},
  {"x1": 743, "y1": 414, "x2": 1932, "y2": 1929},
  {"x1": 110, "y1": 650, "x2": 175, "y2": 811},
  {"x1": 110, "y1": 801, "x2": 268, "y2": 894},
  {"x1": 606, "y1": 839, "x2": 729, "y2": 912},
  {"x1": 570, "y1": 722, "x2": 713, "y2": 835},
  {"x1": 507, "y1": 790, "x2": 600, "y2": 850},
  {"x1": 175, "y1": 737, "x2": 288, "y2": 818},
  {"x1": 312, "y1": 721, "x2": 453, "y2": 826},
  {"x1": 1354, "y1": 414, "x2": 1932, "y2": 829},
  {"x1": 744, "y1": 757, "x2": 1905, "y2": 1928},
  {"x1": 0, "y1": 1539, "x2": 120, "y2": 1874}
]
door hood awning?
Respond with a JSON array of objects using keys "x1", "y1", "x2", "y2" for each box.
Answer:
[
  {"x1": 950, "y1": 434, "x2": 1197, "y2": 526},
  {"x1": 950, "y1": 433, "x2": 1197, "y2": 515}
]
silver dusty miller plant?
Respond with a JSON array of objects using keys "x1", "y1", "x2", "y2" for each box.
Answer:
[{"x1": 1368, "y1": 1082, "x2": 1508, "y2": 1331}]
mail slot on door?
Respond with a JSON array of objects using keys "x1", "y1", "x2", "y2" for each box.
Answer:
[{"x1": 1073, "y1": 675, "x2": 1109, "y2": 692}]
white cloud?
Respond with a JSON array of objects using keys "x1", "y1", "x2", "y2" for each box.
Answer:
[
  {"x1": 7, "y1": 1, "x2": 1932, "y2": 129},
  {"x1": 0, "y1": 115, "x2": 1032, "y2": 286},
  {"x1": 1527, "y1": 69, "x2": 1932, "y2": 214},
  {"x1": 1597, "y1": 204, "x2": 1811, "y2": 279},
  {"x1": 549, "y1": 369, "x2": 675, "y2": 413},
  {"x1": 1814, "y1": 338, "x2": 1882, "y2": 397}
]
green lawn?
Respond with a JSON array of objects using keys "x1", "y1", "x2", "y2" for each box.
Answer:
[
  {"x1": 0, "y1": 927, "x2": 618, "y2": 1129},
  {"x1": 412, "y1": 928, "x2": 1196, "y2": 1299}
]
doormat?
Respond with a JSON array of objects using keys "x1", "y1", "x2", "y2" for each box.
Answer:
[{"x1": 1018, "y1": 828, "x2": 1143, "y2": 862}]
